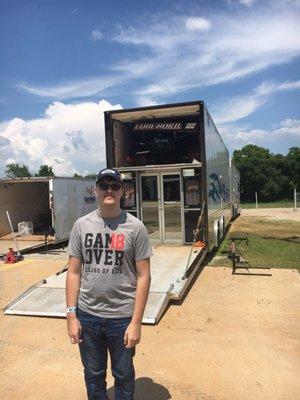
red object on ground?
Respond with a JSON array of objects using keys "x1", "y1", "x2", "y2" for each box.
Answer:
[
  {"x1": 194, "y1": 240, "x2": 206, "y2": 248},
  {"x1": 4, "y1": 248, "x2": 18, "y2": 264}
]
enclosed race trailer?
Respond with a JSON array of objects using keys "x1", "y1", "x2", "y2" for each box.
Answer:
[
  {"x1": 4, "y1": 101, "x2": 240, "y2": 324},
  {"x1": 0, "y1": 177, "x2": 96, "y2": 252},
  {"x1": 104, "y1": 100, "x2": 233, "y2": 250}
]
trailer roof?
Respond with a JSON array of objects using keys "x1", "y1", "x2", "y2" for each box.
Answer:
[
  {"x1": 105, "y1": 101, "x2": 203, "y2": 122},
  {"x1": 0, "y1": 177, "x2": 95, "y2": 183}
]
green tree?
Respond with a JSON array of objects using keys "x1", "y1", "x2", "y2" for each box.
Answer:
[
  {"x1": 5, "y1": 163, "x2": 32, "y2": 178},
  {"x1": 233, "y1": 144, "x2": 296, "y2": 202},
  {"x1": 35, "y1": 165, "x2": 55, "y2": 177},
  {"x1": 285, "y1": 147, "x2": 300, "y2": 190},
  {"x1": 84, "y1": 173, "x2": 97, "y2": 179},
  {"x1": 73, "y1": 173, "x2": 83, "y2": 178}
]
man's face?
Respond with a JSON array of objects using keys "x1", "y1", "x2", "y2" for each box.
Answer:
[{"x1": 95, "y1": 178, "x2": 123, "y2": 207}]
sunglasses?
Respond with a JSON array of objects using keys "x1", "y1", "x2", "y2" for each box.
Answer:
[{"x1": 98, "y1": 182, "x2": 122, "y2": 191}]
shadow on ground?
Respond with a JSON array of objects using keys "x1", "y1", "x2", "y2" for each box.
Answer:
[{"x1": 107, "y1": 377, "x2": 171, "y2": 399}]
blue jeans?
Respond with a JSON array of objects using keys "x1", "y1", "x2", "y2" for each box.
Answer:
[{"x1": 77, "y1": 308, "x2": 135, "y2": 400}]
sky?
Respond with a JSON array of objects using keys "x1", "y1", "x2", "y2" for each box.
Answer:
[{"x1": 0, "y1": 0, "x2": 300, "y2": 177}]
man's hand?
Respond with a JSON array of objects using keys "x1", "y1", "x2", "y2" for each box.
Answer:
[
  {"x1": 67, "y1": 314, "x2": 83, "y2": 344},
  {"x1": 124, "y1": 322, "x2": 141, "y2": 349}
]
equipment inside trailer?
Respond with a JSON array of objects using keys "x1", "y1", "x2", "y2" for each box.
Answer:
[
  {"x1": 0, "y1": 180, "x2": 52, "y2": 240},
  {"x1": 110, "y1": 109, "x2": 202, "y2": 168}
]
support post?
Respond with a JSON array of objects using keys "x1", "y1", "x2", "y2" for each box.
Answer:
[{"x1": 6, "y1": 211, "x2": 21, "y2": 256}]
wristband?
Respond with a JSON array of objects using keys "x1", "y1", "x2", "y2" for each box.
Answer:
[{"x1": 66, "y1": 306, "x2": 77, "y2": 314}]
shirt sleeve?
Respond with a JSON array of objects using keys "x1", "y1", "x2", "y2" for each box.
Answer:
[
  {"x1": 134, "y1": 223, "x2": 153, "y2": 261},
  {"x1": 68, "y1": 220, "x2": 83, "y2": 261}
]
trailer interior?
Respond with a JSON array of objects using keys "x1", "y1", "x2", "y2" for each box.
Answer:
[
  {"x1": 0, "y1": 179, "x2": 53, "y2": 242},
  {"x1": 109, "y1": 103, "x2": 202, "y2": 167}
]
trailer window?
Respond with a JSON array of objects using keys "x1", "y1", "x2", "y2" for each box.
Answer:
[
  {"x1": 184, "y1": 176, "x2": 201, "y2": 207},
  {"x1": 163, "y1": 175, "x2": 180, "y2": 202},
  {"x1": 123, "y1": 180, "x2": 136, "y2": 209}
]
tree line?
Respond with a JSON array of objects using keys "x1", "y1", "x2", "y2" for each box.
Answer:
[
  {"x1": 233, "y1": 145, "x2": 299, "y2": 202},
  {"x1": 4, "y1": 164, "x2": 97, "y2": 179}
]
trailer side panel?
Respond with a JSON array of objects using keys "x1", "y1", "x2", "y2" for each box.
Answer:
[
  {"x1": 203, "y1": 106, "x2": 231, "y2": 249},
  {"x1": 51, "y1": 178, "x2": 96, "y2": 240}
]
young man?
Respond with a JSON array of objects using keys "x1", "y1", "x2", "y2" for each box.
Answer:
[{"x1": 66, "y1": 168, "x2": 152, "y2": 400}]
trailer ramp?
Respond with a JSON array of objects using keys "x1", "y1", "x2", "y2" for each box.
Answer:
[{"x1": 4, "y1": 245, "x2": 206, "y2": 324}]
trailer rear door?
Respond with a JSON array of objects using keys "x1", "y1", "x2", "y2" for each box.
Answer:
[{"x1": 4, "y1": 245, "x2": 205, "y2": 324}]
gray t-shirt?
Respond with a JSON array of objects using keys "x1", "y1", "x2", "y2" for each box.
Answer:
[{"x1": 68, "y1": 209, "x2": 152, "y2": 318}]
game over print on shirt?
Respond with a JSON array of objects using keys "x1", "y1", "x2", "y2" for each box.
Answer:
[{"x1": 84, "y1": 232, "x2": 125, "y2": 275}]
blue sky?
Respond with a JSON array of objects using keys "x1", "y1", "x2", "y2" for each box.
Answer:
[{"x1": 0, "y1": 0, "x2": 299, "y2": 176}]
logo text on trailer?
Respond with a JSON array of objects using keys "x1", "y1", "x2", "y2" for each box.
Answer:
[
  {"x1": 133, "y1": 122, "x2": 197, "y2": 131},
  {"x1": 85, "y1": 186, "x2": 96, "y2": 203}
]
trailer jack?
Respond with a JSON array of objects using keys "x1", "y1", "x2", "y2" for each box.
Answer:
[{"x1": 224, "y1": 234, "x2": 272, "y2": 276}]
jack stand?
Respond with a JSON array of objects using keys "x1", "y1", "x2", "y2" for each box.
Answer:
[
  {"x1": 224, "y1": 234, "x2": 272, "y2": 276},
  {"x1": 4, "y1": 248, "x2": 24, "y2": 264}
]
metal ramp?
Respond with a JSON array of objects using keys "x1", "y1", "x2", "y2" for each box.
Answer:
[{"x1": 4, "y1": 245, "x2": 206, "y2": 324}]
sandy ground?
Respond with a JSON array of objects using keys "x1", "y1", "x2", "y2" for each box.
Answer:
[
  {"x1": 0, "y1": 259, "x2": 299, "y2": 399},
  {"x1": 0, "y1": 208, "x2": 299, "y2": 399},
  {"x1": 241, "y1": 207, "x2": 300, "y2": 222}
]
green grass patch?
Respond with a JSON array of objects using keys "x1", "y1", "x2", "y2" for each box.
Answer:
[
  {"x1": 217, "y1": 233, "x2": 300, "y2": 270},
  {"x1": 241, "y1": 200, "x2": 294, "y2": 208}
]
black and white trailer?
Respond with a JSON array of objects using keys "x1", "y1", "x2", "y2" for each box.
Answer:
[{"x1": 103, "y1": 101, "x2": 239, "y2": 322}]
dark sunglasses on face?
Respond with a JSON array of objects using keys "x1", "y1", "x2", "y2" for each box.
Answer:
[{"x1": 98, "y1": 182, "x2": 122, "y2": 191}]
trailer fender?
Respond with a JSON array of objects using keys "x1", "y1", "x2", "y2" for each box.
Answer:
[
  {"x1": 213, "y1": 219, "x2": 220, "y2": 248},
  {"x1": 219, "y1": 215, "x2": 225, "y2": 240}
]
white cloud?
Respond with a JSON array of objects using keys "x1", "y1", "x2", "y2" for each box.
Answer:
[
  {"x1": 18, "y1": 75, "x2": 125, "y2": 99},
  {"x1": 275, "y1": 118, "x2": 300, "y2": 137},
  {"x1": 0, "y1": 100, "x2": 122, "y2": 177},
  {"x1": 226, "y1": 0, "x2": 255, "y2": 6},
  {"x1": 213, "y1": 79, "x2": 300, "y2": 124},
  {"x1": 234, "y1": 119, "x2": 300, "y2": 143},
  {"x1": 90, "y1": 29, "x2": 103, "y2": 42},
  {"x1": 18, "y1": 3, "x2": 300, "y2": 103},
  {"x1": 213, "y1": 79, "x2": 300, "y2": 153},
  {"x1": 218, "y1": 119, "x2": 300, "y2": 155},
  {"x1": 135, "y1": 96, "x2": 159, "y2": 107},
  {"x1": 113, "y1": 8, "x2": 300, "y2": 99},
  {"x1": 185, "y1": 17, "x2": 211, "y2": 31}
]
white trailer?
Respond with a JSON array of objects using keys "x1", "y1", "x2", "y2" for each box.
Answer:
[
  {"x1": 0, "y1": 177, "x2": 96, "y2": 252},
  {"x1": 4, "y1": 101, "x2": 240, "y2": 324}
]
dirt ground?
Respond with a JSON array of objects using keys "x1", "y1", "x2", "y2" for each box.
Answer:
[
  {"x1": 241, "y1": 207, "x2": 300, "y2": 222},
  {"x1": 0, "y1": 209, "x2": 299, "y2": 400}
]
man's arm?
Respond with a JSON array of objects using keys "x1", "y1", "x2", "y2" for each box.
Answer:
[
  {"x1": 124, "y1": 258, "x2": 151, "y2": 349},
  {"x1": 66, "y1": 256, "x2": 83, "y2": 344}
]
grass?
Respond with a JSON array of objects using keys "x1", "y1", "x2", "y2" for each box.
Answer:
[
  {"x1": 241, "y1": 200, "x2": 295, "y2": 209},
  {"x1": 215, "y1": 216, "x2": 300, "y2": 269}
]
